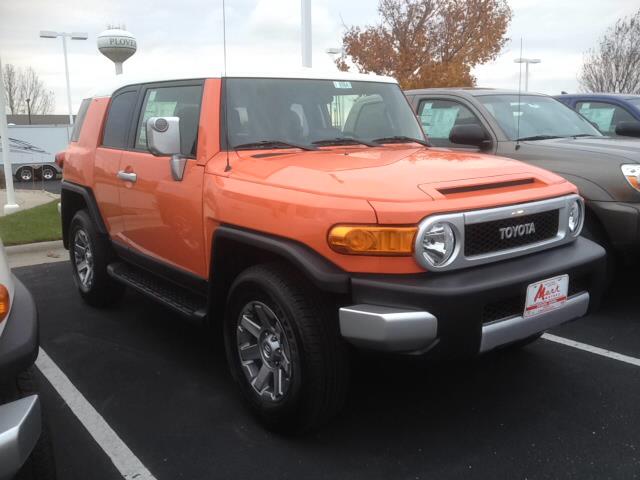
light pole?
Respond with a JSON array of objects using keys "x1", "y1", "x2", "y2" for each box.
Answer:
[
  {"x1": 25, "y1": 98, "x2": 31, "y2": 125},
  {"x1": 514, "y1": 57, "x2": 541, "y2": 92},
  {"x1": 301, "y1": 0, "x2": 312, "y2": 67},
  {"x1": 39, "y1": 30, "x2": 88, "y2": 126}
]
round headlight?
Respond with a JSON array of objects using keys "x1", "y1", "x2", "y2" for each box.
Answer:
[
  {"x1": 420, "y1": 222, "x2": 456, "y2": 267},
  {"x1": 568, "y1": 200, "x2": 582, "y2": 235}
]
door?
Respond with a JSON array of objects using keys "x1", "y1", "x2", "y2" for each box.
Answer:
[
  {"x1": 117, "y1": 81, "x2": 208, "y2": 278},
  {"x1": 576, "y1": 100, "x2": 636, "y2": 136},
  {"x1": 415, "y1": 97, "x2": 495, "y2": 151},
  {"x1": 94, "y1": 87, "x2": 139, "y2": 247}
]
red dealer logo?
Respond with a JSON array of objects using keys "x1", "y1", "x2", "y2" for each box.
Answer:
[{"x1": 534, "y1": 282, "x2": 561, "y2": 302}]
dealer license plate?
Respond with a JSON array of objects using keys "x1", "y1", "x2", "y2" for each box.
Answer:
[{"x1": 523, "y1": 274, "x2": 569, "y2": 318}]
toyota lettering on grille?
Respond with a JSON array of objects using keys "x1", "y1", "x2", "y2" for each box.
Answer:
[{"x1": 499, "y1": 222, "x2": 536, "y2": 240}]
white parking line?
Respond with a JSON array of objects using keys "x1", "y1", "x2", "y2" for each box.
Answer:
[
  {"x1": 35, "y1": 348, "x2": 157, "y2": 480},
  {"x1": 542, "y1": 333, "x2": 640, "y2": 367}
]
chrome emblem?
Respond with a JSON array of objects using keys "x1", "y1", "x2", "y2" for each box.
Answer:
[{"x1": 500, "y1": 222, "x2": 536, "y2": 240}]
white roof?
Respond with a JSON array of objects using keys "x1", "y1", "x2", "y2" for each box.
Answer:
[{"x1": 87, "y1": 68, "x2": 398, "y2": 98}]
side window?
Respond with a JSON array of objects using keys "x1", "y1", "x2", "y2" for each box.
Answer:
[
  {"x1": 135, "y1": 85, "x2": 202, "y2": 156},
  {"x1": 70, "y1": 98, "x2": 91, "y2": 142},
  {"x1": 417, "y1": 99, "x2": 483, "y2": 147},
  {"x1": 577, "y1": 101, "x2": 635, "y2": 135},
  {"x1": 102, "y1": 90, "x2": 137, "y2": 149}
]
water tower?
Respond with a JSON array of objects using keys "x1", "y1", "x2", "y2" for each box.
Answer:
[{"x1": 97, "y1": 26, "x2": 137, "y2": 75}]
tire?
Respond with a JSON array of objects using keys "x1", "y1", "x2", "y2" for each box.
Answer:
[
  {"x1": 0, "y1": 367, "x2": 57, "y2": 480},
  {"x1": 223, "y1": 264, "x2": 350, "y2": 433},
  {"x1": 69, "y1": 209, "x2": 125, "y2": 307},
  {"x1": 16, "y1": 167, "x2": 34, "y2": 182},
  {"x1": 41, "y1": 166, "x2": 56, "y2": 181}
]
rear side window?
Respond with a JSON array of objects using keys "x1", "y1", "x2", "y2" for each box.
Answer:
[
  {"x1": 134, "y1": 85, "x2": 203, "y2": 156},
  {"x1": 102, "y1": 90, "x2": 137, "y2": 148},
  {"x1": 70, "y1": 98, "x2": 91, "y2": 142}
]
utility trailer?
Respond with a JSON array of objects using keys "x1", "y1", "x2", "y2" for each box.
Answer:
[{"x1": 0, "y1": 124, "x2": 69, "y2": 182}]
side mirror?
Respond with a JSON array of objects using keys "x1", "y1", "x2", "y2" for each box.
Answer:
[
  {"x1": 615, "y1": 121, "x2": 640, "y2": 138},
  {"x1": 449, "y1": 124, "x2": 492, "y2": 149},
  {"x1": 146, "y1": 116, "x2": 187, "y2": 181}
]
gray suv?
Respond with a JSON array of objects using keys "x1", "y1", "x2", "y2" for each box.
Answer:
[{"x1": 405, "y1": 88, "x2": 640, "y2": 262}]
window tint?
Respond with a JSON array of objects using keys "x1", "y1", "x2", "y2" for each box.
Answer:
[
  {"x1": 102, "y1": 90, "x2": 137, "y2": 148},
  {"x1": 225, "y1": 78, "x2": 423, "y2": 148},
  {"x1": 477, "y1": 95, "x2": 600, "y2": 141},
  {"x1": 577, "y1": 101, "x2": 635, "y2": 136},
  {"x1": 70, "y1": 98, "x2": 91, "y2": 142},
  {"x1": 135, "y1": 85, "x2": 202, "y2": 156},
  {"x1": 418, "y1": 99, "x2": 484, "y2": 147}
]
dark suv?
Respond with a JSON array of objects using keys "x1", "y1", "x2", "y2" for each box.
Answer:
[{"x1": 406, "y1": 88, "x2": 640, "y2": 262}]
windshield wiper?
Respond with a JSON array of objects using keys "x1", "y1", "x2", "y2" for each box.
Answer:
[
  {"x1": 312, "y1": 137, "x2": 378, "y2": 147},
  {"x1": 572, "y1": 134, "x2": 597, "y2": 138},
  {"x1": 516, "y1": 135, "x2": 562, "y2": 142},
  {"x1": 233, "y1": 140, "x2": 317, "y2": 151},
  {"x1": 371, "y1": 135, "x2": 431, "y2": 147}
]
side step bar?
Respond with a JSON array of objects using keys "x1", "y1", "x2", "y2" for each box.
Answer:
[{"x1": 107, "y1": 262, "x2": 207, "y2": 321}]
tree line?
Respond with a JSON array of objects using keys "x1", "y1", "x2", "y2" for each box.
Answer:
[{"x1": 2, "y1": 64, "x2": 55, "y2": 116}]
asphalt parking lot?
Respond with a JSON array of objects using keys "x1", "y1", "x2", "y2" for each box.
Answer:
[
  {"x1": 15, "y1": 179, "x2": 62, "y2": 195},
  {"x1": 14, "y1": 261, "x2": 640, "y2": 479}
]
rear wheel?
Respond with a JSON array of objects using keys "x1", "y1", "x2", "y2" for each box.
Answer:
[
  {"x1": 41, "y1": 166, "x2": 56, "y2": 181},
  {"x1": 69, "y1": 210, "x2": 125, "y2": 307},
  {"x1": 224, "y1": 264, "x2": 350, "y2": 433},
  {"x1": 16, "y1": 167, "x2": 34, "y2": 182},
  {"x1": 0, "y1": 368, "x2": 56, "y2": 480}
]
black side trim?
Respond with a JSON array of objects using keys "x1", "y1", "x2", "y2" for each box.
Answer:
[
  {"x1": 212, "y1": 225, "x2": 350, "y2": 294},
  {"x1": 0, "y1": 275, "x2": 39, "y2": 381},
  {"x1": 61, "y1": 180, "x2": 107, "y2": 233},
  {"x1": 111, "y1": 242, "x2": 208, "y2": 296}
]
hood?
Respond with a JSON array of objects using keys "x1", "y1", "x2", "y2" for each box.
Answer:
[
  {"x1": 523, "y1": 136, "x2": 640, "y2": 164},
  {"x1": 228, "y1": 146, "x2": 565, "y2": 202}
]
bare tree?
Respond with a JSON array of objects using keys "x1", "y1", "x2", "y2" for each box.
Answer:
[
  {"x1": 2, "y1": 64, "x2": 55, "y2": 115},
  {"x1": 579, "y1": 9, "x2": 640, "y2": 94}
]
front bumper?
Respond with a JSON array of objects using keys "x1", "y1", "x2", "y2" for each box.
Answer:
[
  {"x1": 588, "y1": 200, "x2": 640, "y2": 260},
  {"x1": 0, "y1": 275, "x2": 39, "y2": 380},
  {"x1": 339, "y1": 237, "x2": 605, "y2": 355},
  {"x1": 0, "y1": 396, "x2": 41, "y2": 480}
]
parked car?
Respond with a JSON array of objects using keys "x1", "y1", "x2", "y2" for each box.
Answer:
[
  {"x1": 405, "y1": 88, "x2": 640, "y2": 262},
  {"x1": 555, "y1": 93, "x2": 640, "y2": 138},
  {"x1": 59, "y1": 72, "x2": 605, "y2": 432},
  {"x1": 0, "y1": 239, "x2": 54, "y2": 479}
]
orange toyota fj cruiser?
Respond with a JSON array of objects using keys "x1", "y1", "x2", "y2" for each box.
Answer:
[{"x1": 60, "y1": 71, "x2": 605, "y2": 431}]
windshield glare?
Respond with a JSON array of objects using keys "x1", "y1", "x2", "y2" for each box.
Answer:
[
  {"x1": 478, "y1": 95, "x2": 601, "y2": 141},
  {"x1": 225, "y1": 78, "x2": 424, "y2": 149}
]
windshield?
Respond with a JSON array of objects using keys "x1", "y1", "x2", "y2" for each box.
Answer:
[
  {"x1": 477, "y1": 94, "x2": 601, "y2": 141},
  {"x1": 224, "y1": 78, "x2": 425, "y2": 149}
]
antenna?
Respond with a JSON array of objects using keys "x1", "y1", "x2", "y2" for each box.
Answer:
[
  {"x1": 515, "y1": 38, "x2": 523, "y2": 151},
  {"x1": 222, "y1": 0, "x2": 232, "y2": 172}
]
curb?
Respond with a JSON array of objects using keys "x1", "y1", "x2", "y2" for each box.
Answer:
[{"x1": 6, "y1": 240, "x2": 64, "y2": 255}]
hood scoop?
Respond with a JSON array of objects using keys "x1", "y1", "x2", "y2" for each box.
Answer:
[{"x1": 421, "y1": 175, "x2": 546, "y2": 200}]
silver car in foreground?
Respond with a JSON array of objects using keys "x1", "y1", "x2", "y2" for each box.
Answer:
[{"x1": 0, "y1": 239, "x2": 43, "y2": 479}]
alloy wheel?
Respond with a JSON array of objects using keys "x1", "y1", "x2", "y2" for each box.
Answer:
[
  {"x1": 236, "y1": 301, "x2": 292, "y2": 401},
  {"x1": 73, "y1": 229, "x2": 94, "y2": 289}
]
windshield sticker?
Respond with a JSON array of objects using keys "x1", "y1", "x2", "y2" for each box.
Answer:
[{"x1": 333, "y1": 81, "x2": 352, "y2": 89}]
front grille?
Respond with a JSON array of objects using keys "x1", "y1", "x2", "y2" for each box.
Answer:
[
  {"x1": 465, "y1": 210, "x2": 559, "y2": 257},
  {"x1": 481, "y1": 275, "x2": 589, "y2": 324}
]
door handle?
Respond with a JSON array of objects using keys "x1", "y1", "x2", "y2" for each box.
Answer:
[{"x1": 117, "y1": 170, "x2": 137, "y2": 183}]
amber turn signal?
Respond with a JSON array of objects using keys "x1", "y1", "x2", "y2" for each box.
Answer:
[
  {"x1": 0, "y1": 284, "x2": 9, "y2": 323},
  {"x1": 328, "y1": 225, "x2": 417, "y2": 255}
]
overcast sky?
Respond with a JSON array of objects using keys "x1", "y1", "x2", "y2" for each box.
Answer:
[{"x1": 1, "y1": 0, "x2": 638, "y2": 114}]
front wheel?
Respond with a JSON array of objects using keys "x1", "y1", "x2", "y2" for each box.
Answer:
[{"x1": 224, "y1": 264, "x2": 350, "y2": 433}]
